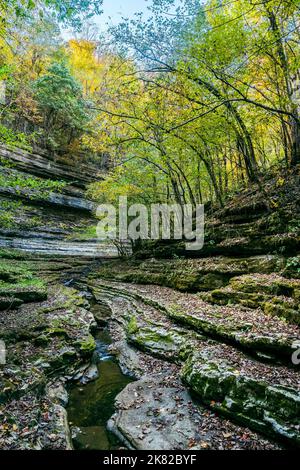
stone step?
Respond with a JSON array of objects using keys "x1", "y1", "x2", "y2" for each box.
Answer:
[{"x1": 200, "y1": 274, "x2": 300, "y2": 325}]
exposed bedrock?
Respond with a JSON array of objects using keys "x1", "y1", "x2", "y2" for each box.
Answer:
[
  {"x1": 90, "y1": 255, "x2": 288, "y2": 292},
  {"x1": 0, "y1": 144, "x2": 103, "y2": 188},
  {"x1": 1, "y1": 145, "x2": 299, "y2": 450},
  {"x1": 88, "y1": 278, "x2": 300, "y2": 447},
  {"x1": 107, "y1": 374, "x2": 281, "y2": 450},
  {"x1": 0, "y1": 236, "x2": 118, "y2": 258},
  {"x1": 181, "y1": 353, "x2": 300, "y2": 446},
  {"x1": 0, "y1": 145, "x2": 118, "y2": 257}
]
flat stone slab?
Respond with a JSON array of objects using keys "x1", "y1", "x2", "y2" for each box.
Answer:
[
  {"x1": 108, "y1": 374, "x2": 281, "y2": 450},
  {"x1": 108, "y1": 375, "x2": 199, "y2": 450},
  {"x1": 0, "y1": 237, "x2": 118, "y2": 258}
]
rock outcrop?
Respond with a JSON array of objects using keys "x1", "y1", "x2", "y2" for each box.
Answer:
[
  {"x1": 0, "y1": 258, "x2": 97, "y2": 449},
  {"x1": 0, "y1": 145, "x2": 103, "y2": 188},
  {"x1": 84, "y1": 181, "x2": 300, "y2": 447},
  {"x1": 0, "y1": 145, "x2": 117, "y2": 258}
]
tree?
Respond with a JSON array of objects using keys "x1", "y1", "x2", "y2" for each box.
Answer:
[
  {"x1": 1, "y1": 0, "x2": 299, "y2": 209},
  {"x1": 34, "y1": 62, "x2": 89, "y2": 151},
  {"x1": 99, "y1": 0, "x2": 300, "y2": 206},
  {"x1": 0, "y1": 0, "x2": 103, "y2": 31}
]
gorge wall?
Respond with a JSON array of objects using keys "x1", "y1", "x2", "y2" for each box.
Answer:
[{"x1": 0, "y1": 144, "x2": 117, "y2": 258}]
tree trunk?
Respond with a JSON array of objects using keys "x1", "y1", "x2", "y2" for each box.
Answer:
[{"x1": 290, "y1": 114, "x2": 300, "y2": 166}]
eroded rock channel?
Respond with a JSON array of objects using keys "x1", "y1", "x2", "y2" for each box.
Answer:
[
  {"x1": 64, "y1": 283, "x2": 290, "y2": 451},
  {"x1": 2, "y1": 249, "x2": 298, "y2": 450},
  {"x1": 67, "y1": 327, "x2": 133, "y2": 450},
  {"x1": 0, "y1": 146, "x2": 299, "y2": 450}
]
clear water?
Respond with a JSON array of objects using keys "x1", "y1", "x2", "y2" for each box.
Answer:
[{"x1": 67, "y1": 329, "x2": 133, "y2": 450}]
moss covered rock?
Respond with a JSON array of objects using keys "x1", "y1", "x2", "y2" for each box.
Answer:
[
  {"x1": 182, "y1": 353, "x2": 300, "y2": 446},
  {"x1": 76, "y1": 336, "x2": 96, "y2": 357},
  {"x1": 126, "y1": 322, "x2": 195, "y2": 362},
  {"x1": 88, "y1": 255, "x2": 287, "y2": 294},
  {"x1": 0, "y1": 284, "x2": 47, "y2": 302},
  {"x1": 201, "y1": 274, "x2": 300, "y2": 325},
  {"x1": 0, "y1": 296, "x2": 23, "y2": 311},
  {"x1": 167, "y1": 305, "x2": 297, "y2": 360}
]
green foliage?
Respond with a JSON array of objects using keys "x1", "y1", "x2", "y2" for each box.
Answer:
[
  {"x1": 101, "y1": 0, "x2": 300, "y2": 205},
  {"x1": 0, "y1": 200, "x2": 22, "y2": 228},
  {"x1": 34, "y1": 62, "x2": 89, "y2": 150},
  {"x1": 0, "y1": 211, "x2": 15, "y2": 228},
  {"x1": 0, "y1": 259, "x2": 34, "y2": 282},
  {"x1": 0, "y1": 65, "x2": 11, "y2": 79},
  {"x1": 2, "y1": 0, "x2": 103, "y2": 28},
  {"x1": 1, "y1": 0, "x2": 300, "y2": 211},
  {"x1": 71, "y1": 225, "x2": 98, "y2": 240},
  {"x1": 286, "y1": 257, "x2": 300, "y2": 274},
  {"x1": 288, "y1": 219, "x2": 300, "y2": 234},
  {"x1": 0, "y1": 248, "x2": 27, "y2": 260},
  {"x1": 0, "y1": 124, "x2": 32, "y2": 151},
  {"x1": 0, "y1": 172, "x2": 66, "y2": 198}
]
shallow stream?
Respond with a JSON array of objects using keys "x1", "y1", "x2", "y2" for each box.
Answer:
[{"x1": 67, "y1": 328, "x2": 133, "y2": 450}]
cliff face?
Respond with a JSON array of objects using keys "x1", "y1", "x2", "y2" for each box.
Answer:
[{"x1": 0, "y1": 145, "x2": 117, "y2": 258}]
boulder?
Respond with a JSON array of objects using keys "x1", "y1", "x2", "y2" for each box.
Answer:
[
  {"x1": 107, "y1": 375, "x2": 203, "y2": 450},
  {"x1": 182, "y1": 353, "x2": 300, "y2": 446}
]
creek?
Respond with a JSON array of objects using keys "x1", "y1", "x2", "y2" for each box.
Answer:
[{"x1": 67, "y1": 328, "x2": 133, "y2": 450}]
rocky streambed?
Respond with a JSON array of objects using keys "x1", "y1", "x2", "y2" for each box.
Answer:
[
  {"x1": 82, "y1": 273, "x2": 300, "y2": 450},
  {"x1": 65, "y1": 281, "x2": 291, "y2": 451},
  {"x1": 67, "y1": 327, "x2": 133, "y2": 450},
  {"x1": 1, "y1": 249, "x2": 300, "y2": 450}
]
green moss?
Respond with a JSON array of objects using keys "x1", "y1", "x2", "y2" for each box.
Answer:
[
  {"x1": 0, "y1": 260, "x2": 34, "y2": 282},
  {"x1": 263, "y1": 302, "x2": 300, "y2": 325},
  {"x1": 77, "y1": 336, "x2": 96, "y2": 357},
  {"x1": 126, "y1": 316, "x2": 139, "y2": 335},
  {"x1": 0, "y1": 281, "x2": 47, "y2": 302},
  {"x1": 46, "y1": 327, "x2": 70, "y2": 338},
  {"x1": 165, "y1": 302, "x2": 295, "y2": 360},
  {"x1": 0, "y1": 259, "x2": 47, "y2": 303},
  {"x1": 182, "y1": 353, "x2": 300, "y2": 445},
  {"x1": 201, "y1": 274, "x2": 299, "y2": 324}
]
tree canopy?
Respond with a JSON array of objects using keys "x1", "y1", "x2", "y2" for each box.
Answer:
[{"x1": 0, "y1": 0, "x2": 300, "y2": 206}]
